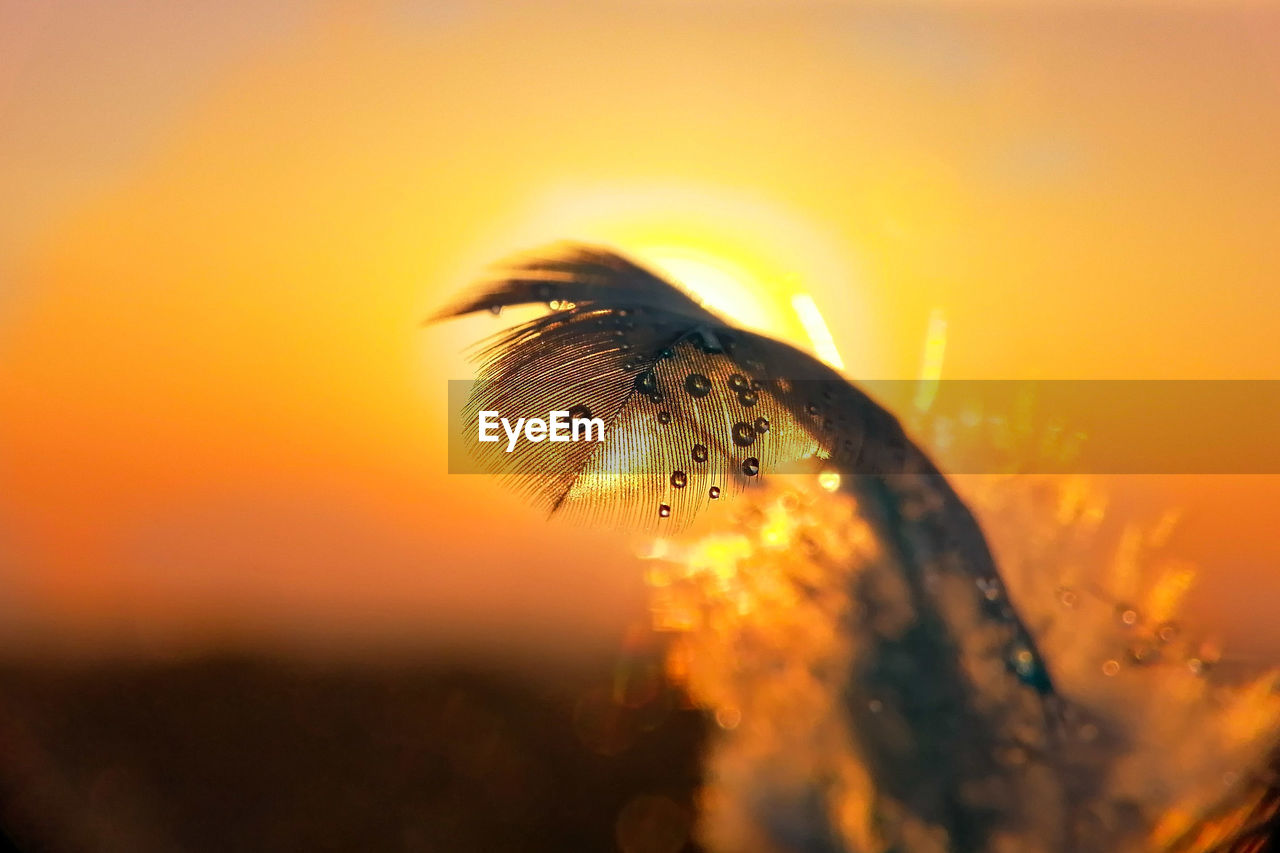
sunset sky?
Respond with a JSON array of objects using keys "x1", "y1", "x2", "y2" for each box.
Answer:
[{"x1": 2, "y1": 0, "x2": 1278, "y2": 662}]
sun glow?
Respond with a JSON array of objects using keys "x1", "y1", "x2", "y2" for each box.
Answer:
[
  {"x1": 791, "y1": 292, "x2": 847, "y2": 371},
  {"x1": 640, "y1": 247, "x2": 772, "y2": 330},
  {"x1": 477, "y1": 183, "x2": 871, "y2": 366}
]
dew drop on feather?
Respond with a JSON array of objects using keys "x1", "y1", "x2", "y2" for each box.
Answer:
[
  {"x1": 1128, "y1": 640, "x2": 1160, "y2": 666},
  {"x1": 753, "y1": 417, "x2": 770, "y2": 434},
  {"x1": 709, "y1": 486, "x2": 721, "y2": 499},
  {"x1": 692, "y1": 445, "x2": 709, "y2": 463},
  {"x1": 732, "y1": 422, "x2": 756, "y2": 447},
  {"x1": 1007, "y1": 643, "x2": 1054, "y2": 692},
  {"x1": 671, "y1": 471, "x2": 687, "y2": 489},
  {"x1": 684, "y1": 373, "x2": 712, "y2": 398},
  {"x1": 742, "y1": 458, "x2": 760, "y2": 476},
  {"x1": 658, "y1": 504, "x2": 671, "y2": 518},
  {"x1": 658, "y1": 411, "x2": 672, "y2": 425}
]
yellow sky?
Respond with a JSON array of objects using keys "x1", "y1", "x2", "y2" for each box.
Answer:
[{"x1": 1, "y1": 1, "x2": 1278, "y2": 660}]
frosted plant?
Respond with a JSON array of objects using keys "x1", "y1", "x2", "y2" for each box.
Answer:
[{"x1": 435, "y1": 245, "x2": 1279, "y2": 851}]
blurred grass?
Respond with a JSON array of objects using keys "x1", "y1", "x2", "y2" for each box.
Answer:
[{"x1": 0, "y1": 655, "x2": 707, "y2": 852}]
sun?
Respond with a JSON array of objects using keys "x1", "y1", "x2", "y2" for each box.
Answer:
[
  {"x1": 632, "y1": 245, "x2": 774, "y2": 333},
  {"x1": 468, "y1": 180, "x2": 868, "y2": 372}
]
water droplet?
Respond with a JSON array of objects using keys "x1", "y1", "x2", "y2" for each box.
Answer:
[
  {"x1": 635, "y1": 371, "x2": 657, "y2": 394},
  {"x1": 1116, "y1": 605, "x2": 1139, "y2": 627},
  {"x1": 648, "y1": 393, "x2": 663, "y2": 404},
  {"x1": 1102, "y1": 659, "x2": 1121, "y2": 676},
  {"x1": 696, "y1": 336, "x2": 723, "y2": 354},
  {"x1": 1156, "y1": 621, "x2": 1179, "y2": 644},
  {"x1": 567, "y1": 404, "x2": 592, "y2": 421},
  {"x1": 658, "y1": 411, "x2": 672, "y2": 425},
  {"x1": 670, "y1": 470, "x2": 687, "y2": 489},
  {"x1": 818, "y1": 470, "x2": 841, "y2": 492},
  {"x1": 1127, "y1": 640, "x2": 1160, "y2": 666},
  {"x1": 658, "y1": 347, "x2": 674, "y2": 359},
  {"x1": 868, "y1": 699, "x2": 883, "y2": 713},
  {"x1": 691, "y1": 444, "x2": 708, "y2": 463},
  {"x1": 731, "y1": 422, "x2": 756, "y2": 447},
  {"x1": 658, "y1": 504, "x2": 671, "y2": 518},
  {"x1": 683, "y1": 373, "x2": 711, "y2": 398},
  {"x1": 742, "y1": 458, "x2": 760, "y2": 476},
  {"x1": 715, "y1": 706, "x2": 741, "y2": 729},
  {"x1": 737, "y1": 390, "x2": 758, "y2": 407},
  {"x1": 488, "y1": 304, "x2": 503, "y2": 316},
  {"x1": 753, "y1": 417, "x2": 769, "y2": 434},
  {"x1": 728, "y1": 374, "x2": 749, "y2": 392},
  {"x1": 708, "y1": 486, "x2": 721, "y2": 499},
  {"x1": 806, "y1": 403, "x2": 819, "y2": 416},
  {"x1": 1011, "y1": 646, "x2": 1036, "y2": 676},
  {"x1": 1008, "y1": 641, "x2": 1053, "y2": 691},
  {"x1": 749, "y1": 379, "x2": 762, "y2": 391},
  {"x1": 1056, "y1": 586, "x2": 1079, "y2": 608}
]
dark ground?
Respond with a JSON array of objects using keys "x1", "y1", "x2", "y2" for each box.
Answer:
[
  {"x1": 0, "y1": 655, "x2": 708, "y2": 853},
  {"x1": 0, "y1": 656, "x2": 1277, "y2": 852}
]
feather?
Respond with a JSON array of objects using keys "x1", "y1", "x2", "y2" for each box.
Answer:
[{"x1": 433, "y1": 243, "x2": 1078, "y2": 850}]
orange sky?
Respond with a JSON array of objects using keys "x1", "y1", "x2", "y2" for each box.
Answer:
[{"x1": 1, "y1": 1, "x2": 1278, "y2": 661}]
